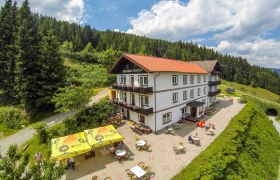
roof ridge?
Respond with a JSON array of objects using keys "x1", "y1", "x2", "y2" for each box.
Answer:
[{"x1": 123, "y1": 53, "x2": 194, "y2": 63}]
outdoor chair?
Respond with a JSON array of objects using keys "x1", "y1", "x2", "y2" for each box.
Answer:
[
  {"x1": 126, "y1": 169, "x2": 134, "y2": 177},
  {"x1": 173, "y1": 146, "x2": 181, "y2": 154},
  {"x1": 130, "y1": 175, "x2": 138, "y2": 180},
  {"x1": 143, "y1": 144, "x2": 151, "y2": 151},
  {"x1": 103, "y1": 177, "x2": 112, "y2": 180},
  {"x1": 92, "y1": 176, "x2": 100, "y2": 180},
  {"x1": 138, "y1": 161, "x2": 145, "y2": 168},
  {"x1": 143, "y1": 166, "x2": 152, "y2": 174}
]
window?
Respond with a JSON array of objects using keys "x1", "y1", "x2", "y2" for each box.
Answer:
[
  {"x1": 181, "y1": 106, "x2": 188, "y2": 115},
  {"x1": 140, "y1": 95, "x2": 149, "y2": 108},
  {"x1": 130, "y1": 93, "x2": 135, "y2": 105},
  {"x1": 172, "y1": 92, "x2": 178, "y2": 103},
  {"x1": 183, "y1": 90, "x2": 187, "y2": 100},
  {"x1": 172, "y1": 75, "x2": 178, "y2": 85},
  {"x1": 120, "y1": 91, "x2": 127, "y2": 102},
  {"x1": 204, "y1": 87, "x2": 206, "y2": 94},
  {"x1": 183, "y1": 75, "x2": 188, "y2": 84},
  {"x1": 139, "y1": 76, "x2": 148, "y2": 86},
  {"x1": 197, "y1": 75, "x2": 201, "y2": 83},
  {"x1": 202, "y1": 99, "x2": 206, "y2": 105},
  {"x1": 129, "y1": 75, "x2": 134, "y2": 86},
  {"x1": 120, "y1": 75, "x2": 126, "y2": 84},
  {"x1": 204, "y1": 75, "x2": 207, "y2": 82},
  {"x1": 190, "y1": 89, "x2": 194, "y2": 98},
  {"x1": 162, "y1": 112, "x2": 172, "y2": 124},
  {"x1": 197, "y1": 88, "x2": 201, "y2": 96},
  {"x1": 190, "y1": 75, "x2": 194, "y2": 84}
]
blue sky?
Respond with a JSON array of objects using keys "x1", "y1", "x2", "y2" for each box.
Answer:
[{"x1": 1, "y1": 0, "x2": 280, "y2": 68}]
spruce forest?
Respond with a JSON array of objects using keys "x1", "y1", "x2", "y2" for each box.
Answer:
[{"x1": 0, "y1": 0, "x2": 279, "y2": 115}]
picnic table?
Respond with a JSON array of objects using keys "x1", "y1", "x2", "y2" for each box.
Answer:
[{"x1": 130, "y1": 165, "x2": 146, "y2": 178}]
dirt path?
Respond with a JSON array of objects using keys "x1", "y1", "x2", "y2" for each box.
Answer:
[{"x1": 0, "y1": 88, "x2": 108, "y2": 156}]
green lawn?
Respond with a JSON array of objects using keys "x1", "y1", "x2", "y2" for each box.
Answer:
[
  {"x1": 173, "y1": 101, "x2": 280, "y2": 179},
  {"x1": 0, "y1": 123, "x2": 21, "y2": 139},
  {"x1": 219, "y1": 80, "x2": 280, "y2": 102},
  {"x1": 21, "y1": 123, "x2": 64, "y2": 164}
]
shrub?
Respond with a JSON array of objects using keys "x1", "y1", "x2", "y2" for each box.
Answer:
[
  {"x1": 0, "y1": 107, "x2": 29, "y2": 129},
  {"x1": 62, "y1": 99, "x2": 112, "y2": 135},
  {"x1": 34, "y1": 123, "x2": 48, "y2": 143}
]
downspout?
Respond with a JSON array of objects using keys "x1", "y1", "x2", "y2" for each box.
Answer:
[{"x1": 154, "y1": 73, "x2": 160, "y2": 133}]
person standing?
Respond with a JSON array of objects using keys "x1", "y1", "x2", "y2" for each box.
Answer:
[
  {"x1": 69, "y1": 157, "x2": 75, "y2": 170},
  {"x1": 34, "y1": 151, "x2": 42, "y2": 163}
]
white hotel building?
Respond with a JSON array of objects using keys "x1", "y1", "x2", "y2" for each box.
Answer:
[{"x1": 109, "y1": 53, "x2": 221, "y2": 132}]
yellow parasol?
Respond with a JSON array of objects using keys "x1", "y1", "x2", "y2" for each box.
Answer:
[
  {"x1": 51, "y1": 132, "x2": 92, "y2": 160},
  {"x1": 84, "y1": 125, "x2": 124, "y2": 148}
]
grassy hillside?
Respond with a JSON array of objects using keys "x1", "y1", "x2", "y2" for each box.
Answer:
[
  {"x1": 219, "y1": 80, "x2": 280, "y2": 103},
  {"x1": 173, "y1": 101, "x2": 280, "y2": 179},
  {"x1": 64, "y1": 58, "x2": 114, "y2": 88},
  {"x1": 219, "y1": 79, "x2": 280, "y2": 122}
]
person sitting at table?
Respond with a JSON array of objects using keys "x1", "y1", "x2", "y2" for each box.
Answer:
[
  {"x1": 188, "y1": 135, "x2": 194, "y2": 144},
  {"x1": 118, "y1": 141, "x2": 124, "y2": 149},
  {"x1": 110, "y1": 146, "x2": 117, "y2": 155}
]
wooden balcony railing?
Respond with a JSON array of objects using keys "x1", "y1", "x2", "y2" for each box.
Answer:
[
  {"x1": 208, "y1": 80, "x2": 221, "y2": 86},
  {"x1": 111, "y1": 100, "x2": 153, "y2": 115},
  {"x1": 112, "y1": 84, "x2": 153, "y2": 94},
  {"x1": 208, "y1": 89, "x2": 221, "y2": 96}
]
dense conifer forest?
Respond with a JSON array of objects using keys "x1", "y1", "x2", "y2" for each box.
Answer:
[{"x1": 0, "y1": 0, "x2": 279, "y2": 115}]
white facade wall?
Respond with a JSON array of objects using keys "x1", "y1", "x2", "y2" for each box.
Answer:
[
  {"x1": 114, "y1": 72, "x2": 216, "y2": 131},
  {"x1": 153, "y1": 72, "x2": 208, "y2": 110},
  {"x1": 116, "y1": 73, "x2": 154, "y2": 87},
  {"x1": 155, "y1": 96, "x2": 206, "y2": 131}
]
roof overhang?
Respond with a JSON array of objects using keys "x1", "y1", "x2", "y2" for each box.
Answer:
[{"x1": 186, "y1": 101, "x2": 205, "y2": 107}]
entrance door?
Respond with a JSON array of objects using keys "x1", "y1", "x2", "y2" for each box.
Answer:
[
  {"x1": 139, "y1": 115, "x2": 145, "y2": 124},
  {"x1": 191, "y1": 107, "x2": 197, "y2": 117}
]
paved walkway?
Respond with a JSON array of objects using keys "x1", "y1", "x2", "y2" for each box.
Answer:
[
  {"x1": 0, "y1": 88, "x2": 108, "y2": 156},
  {"x1": 269, "y1": 116, "x2": 280, "y2": 134},
  {"x1": 63, "y1": 97, "x2": 245, "y2": 180}
]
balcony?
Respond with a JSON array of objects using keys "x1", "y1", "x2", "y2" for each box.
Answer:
[
  {"x1": 111, "y1": 100, "x2": 153, "y2": 116},
  {"x1": 208, "y1": 89, "x2": 221, "y2": 96},
  {"x1": 112, "y1": 84, "x2": 153, "y2": 94},
  {"x1": 208, "y1": 80, "x2": 221, "y2": 86}
]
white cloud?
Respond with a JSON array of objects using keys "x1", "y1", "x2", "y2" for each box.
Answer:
[
  {"x1": 0, "y1": 0, "x2": 85, "y2": 23},
  {"x1": 127, "y1": 0, "x2": 280, "y2": 68},
  {"x1": 216, "y1": 39, "x2": 280, "y2": 68},
  {"x1": 127, "y1": 0, "x2": 236, "y2": 40}
]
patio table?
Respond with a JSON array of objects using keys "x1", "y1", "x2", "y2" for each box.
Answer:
[
  {"x1": 136, "y1": 140, "x2": 146, "y2": 147},
  {"x1": 115, "y1": 149, "x2": 126, "y2": 157},
  {"x1": 130, "y1": 165, "x2": 146, "y2": 178}
]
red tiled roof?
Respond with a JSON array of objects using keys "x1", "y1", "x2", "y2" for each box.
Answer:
[{"x1": 120, "y1": 53, "x2": 208, "y2": 74}]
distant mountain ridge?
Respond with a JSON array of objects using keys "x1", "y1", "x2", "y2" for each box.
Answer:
[{"x1": 270, "y1": 68, "x2": 280, "y2": 75}]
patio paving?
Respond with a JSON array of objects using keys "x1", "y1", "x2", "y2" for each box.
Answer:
[{"x1": 63, "y1": 97, "x2": 245, "y2": 180}]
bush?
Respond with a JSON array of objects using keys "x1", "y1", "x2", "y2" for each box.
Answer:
[
  {"x1": 34, "y1": 123, "x2": 48, "y2": 143},
  {"x1": 173, "y1": 101, "x2": 280, "y2": 179},
  {"x1": 0, "y1": 107, "x2": 29, "y2": 129},
  {"x1": 62, "y1": 99, "x2": 112, "y2": 135}
]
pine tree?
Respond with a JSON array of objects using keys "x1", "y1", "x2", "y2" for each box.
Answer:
[
  {"x1": 37, "y1": 30, "x2": 65, "y2": 109},
  {"x1": 0, "y1": 0, "x2": 18, "y2": 99},
  {"x1": 15, "y1": 0, "x2": 40, "y2": 112}
]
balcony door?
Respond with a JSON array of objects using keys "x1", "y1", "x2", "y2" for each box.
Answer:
[
  {"x1": 129, "y1": 75, "x2": 134, "y2": 86},
  {"x1": 130, "y1": 93, "x2": 135, "y2": 105},
  {"x1": 140, "y1": 95, "x2": 149, "y2": 108},
  {"x1": 139, "y1": 76, "x2": 148, "y2": 87}
]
